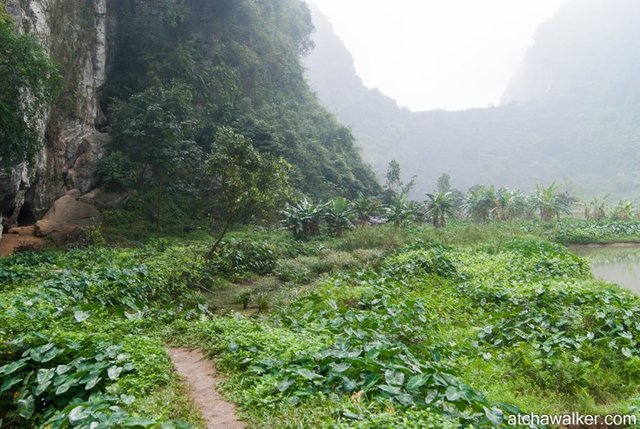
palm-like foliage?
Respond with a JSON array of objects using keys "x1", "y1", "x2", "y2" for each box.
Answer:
[
  {"x1": 325, "y1": 197, "x2": 356, "y2": 236},
  {"x1": 612, "y1": 200, "x2": 634, "y2": 221},
  {"x1": 281, "y1": 198, "x2": 326, "y2": 240},
  {"x1": 587, "y1": 195, "x2": 610, "y2": 220},
  {"x1": 464, "y1": 186, "x2": 495, "y2": 222},
  {"x1": 425, "y1": 191, "x2": 456, "y2": 228},
  {"x1": 495, "y1": 188, "x2": 532, "y2": 221},
  {"x1": 533, "y1": 183, "x2": 573, "y2": 221},
  {"x1": 351, "y1": 193, "x2": 383, "y2": 225},
  {"x1": 384, "y1": 195, "x2": 415, "y2": 226}
]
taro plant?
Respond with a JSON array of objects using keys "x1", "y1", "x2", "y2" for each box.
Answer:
[
  {"x1": 281, "y1": 198, "x2": 327, "y2": 240},
  {"x1": 325, "y1": 197, "x2": 356, "y2": 236},
  {"x1": 0, "y1": 340, "x2": 133, "y2": 424}
]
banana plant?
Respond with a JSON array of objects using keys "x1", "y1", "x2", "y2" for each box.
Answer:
[
  {"x1": 425, "y1": 191, "x2": 456, "y2": 228},
  {"x1": 325, "y1": 197, "x2": 356, "y2": 236},
  {"x1": 351, "y1": 193, "x2": 384, "y2": 225},
  {"x1": 281, "y1": 198, "x2": 327, "y2": 240}
]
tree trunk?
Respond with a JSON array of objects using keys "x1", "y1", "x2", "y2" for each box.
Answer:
[{"x1": 206, "y1": 217, "x2": 232, "y2": 260}]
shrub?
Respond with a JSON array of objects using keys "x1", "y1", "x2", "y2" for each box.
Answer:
[
  {"x1": 206, "y1": 239, "x2": 278, "y2": 278},
  {"x1": 274, "y1": 258, "x2": 314, "y2": 283}
]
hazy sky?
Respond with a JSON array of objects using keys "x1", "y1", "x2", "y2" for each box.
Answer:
[{"x1": 310, "y1": 0, "x2": 566, "y2": 111}]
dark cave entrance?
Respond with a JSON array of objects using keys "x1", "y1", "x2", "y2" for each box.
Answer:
[{"x1": 17, "y1": 202, "x2": 37, "y2": 226}]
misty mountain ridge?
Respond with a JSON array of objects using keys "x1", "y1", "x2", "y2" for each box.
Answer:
[{"x1": 305, "y1": 0, "x2": 640, "y2": 200}]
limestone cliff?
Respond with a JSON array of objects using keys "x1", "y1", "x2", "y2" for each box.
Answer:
[{"x1": 1, "y1": 0, "x2": 109, "y2": 234}]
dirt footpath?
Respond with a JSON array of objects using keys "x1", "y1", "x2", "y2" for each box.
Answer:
[{"x1": 168, "y1": 348, "x2": 245, "y2": 429}]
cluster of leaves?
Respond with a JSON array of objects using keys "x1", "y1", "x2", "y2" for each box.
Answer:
[
  {"x1": 0, "y1": 2, "x2": 62, "y2": 166},
  {"x1": 542, "y1": 219, "x2": 640, "y2": 244},
  {"x1": 451, "y1": 238, "x2": 640, "y2": 403},
  {"x1": 101, "y1": 0, "x2": 379, "y2": 218},
  {"x1": 170, "y1": 245, "x2": 524, "y2": 427},
  {"x1": 0, "y1": 338, "x2": 132, "y2": 424},
  {"x1": 206, "y1": 239, "x2": 279, "y2": 278},
  {"x1": 0, "y1": 243, "x2": 211, "y2": 426}
]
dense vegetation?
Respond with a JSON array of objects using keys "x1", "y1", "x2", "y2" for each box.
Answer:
[
  {"x1": 4, "y1": 0, "x2": 640, "y2": 427},
  {"x1": 3, "y1": 220, "x2": 640, "y2": 427},
  {"x1": 0, "y1": 1, "x2": 61, "y2": 166},
  {"x1": 100, "y1": 0, "x2": 379, "y2": 219}
]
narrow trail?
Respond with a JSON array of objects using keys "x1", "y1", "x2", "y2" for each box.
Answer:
[{"x1": 168, "y1": 348, "x2": 245, "y2": 429}]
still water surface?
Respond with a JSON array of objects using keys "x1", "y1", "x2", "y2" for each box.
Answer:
[{"x1": 572, "y1": 245, "x2": 640, "y2": 294}]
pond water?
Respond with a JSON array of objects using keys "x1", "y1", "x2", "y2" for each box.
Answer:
[{"x1": 572, "y1": 244, "x2": 640, "y2": 294}]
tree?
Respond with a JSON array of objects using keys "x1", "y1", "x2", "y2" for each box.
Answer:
[
  {"x1": 587, "y1": 195, "x2": 610, "y2": 220},
  {"x1": 203, "y1": 127, "x2": 291, "y2": 258},
  {"x1": 464, "y1": 186, "x2": 495, "y2": 223},
  {"x1": 108, "y1": 81, "x2": 199, "y2": 228},
  {"x1": 385, "y1": 194, "x2": 416, "y2": 227},
  {"x1": 325, "y1": 197, "x2": 355, "y2": 236},
  {"x1": 383, "y1": 160, "x2": 416, "y2": 202},
  {"x1": 351, "y1": 193, "x2": 383, "y2": 225},
  {"x1": 425, "y1": 192, "x2": 456, "y2": 228},
  {"x1": 436, "y1": 173, "x2": 452, "y2": 193},
  {"x1": 0, "y1": 6, "x2": 61, "y2": 166},
  {"x1": 281, "y1": 198, "x2": 326, "y2": 240},
  {"x1": 612, "y1": 200, "x2": 634, "y2": 221},
  {"x1": 533, "y1": 183, "x2": 573, "y2": 221}
]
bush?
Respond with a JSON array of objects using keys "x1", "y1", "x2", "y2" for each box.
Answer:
[
  {"x1": 274, "y1": 258, "x2": 314, "y2": 283},
  {"x1": 206, "y1": 239, "x2": 278, "y2": 278}
]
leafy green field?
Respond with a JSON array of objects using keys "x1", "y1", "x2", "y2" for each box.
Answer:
[{"x1": 2, "y1": 222, "x2": 640, "y2": 427}]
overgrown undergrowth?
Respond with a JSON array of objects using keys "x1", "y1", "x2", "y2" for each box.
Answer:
[{"x1": 2, "y1": 222, "x2": 640, "y2": 427}]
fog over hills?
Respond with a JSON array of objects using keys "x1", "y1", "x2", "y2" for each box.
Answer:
[{"x1": 305, "y1": 0, "x2": 640, "y2": 200}]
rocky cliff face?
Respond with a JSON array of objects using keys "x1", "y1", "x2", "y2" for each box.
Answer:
[{"x1": 1, "y1": 0, "x2": 109, "y2": 235}]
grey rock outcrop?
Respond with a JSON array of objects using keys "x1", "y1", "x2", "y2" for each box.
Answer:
[{"x1": 1, "y1": 0, "x2": 110, "y2": 233}]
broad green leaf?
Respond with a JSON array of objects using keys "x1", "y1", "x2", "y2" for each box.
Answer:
[
  {"x1": 342, "y1": 377, "x2": 357, "y2": 392},
  {"x1": 362, "y1": 374, "x2": 379, "y2": 391},
  {"x1": 330, "y1": 362, "x2": 351, "y2": 373},
  {"x1": 1, "y1": 375, "x2": 22, "y2": 393},
  {"x1": 56, "y1": 380, "x2": 74, "y2": 395},
  {"x1": 120, "y1": 394, "x2": 136, "y2": 405},
  {"x1": 277, "y1": 378, "x2": 294, "y2": 392},
  {"x1": 483, "y1": 406, "x2": 504, "y2": 425},
  {"x1": 406, "y1": 374, "x2": 430, "y2": 392},
  {"x1": 35, "y1": 380, "x2": 52, "y2": 396},
  {"x1": 68, "y1": 406, "x2": 90, "y2": 424},
  {"x1": 378, "y1": 384, "x2": 401, "y2": 395},
  {"x1": 17, "y1": 395, "x2": 35, "y2": 419},
  {"x1": 384, "y1": 369, "x2": 405, "y2": 386},
  {"x1": 84, "y1": 375, "x2": 102, "y2": 390},
  {"x1": 396, "y1": 393, "x2": 414, "y2": 406},
  {"x1": 0, "y1": 359, "x2": 27, "y2": 375},
  {"x1": 41, "y1": 348, "x2": 61, "y2": 363},
  {"x1": 56, "y1": 364, "x2": 71, "y2": 376},
  {"x1": 37, "y1": 368, "x2": 56, "y2": 384},
  {"x1": 445, "y1": 385, "x2": 466, "y2": 402},
  {"x1": 108, "y1": 366, "x2": 123, "y2": 381},
  {"x1": 74, "y1": 311, "x2": 91, "y2": 323},
  {"x1": 295, "y1": 368, "x2": 322, "y2": 380}
]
